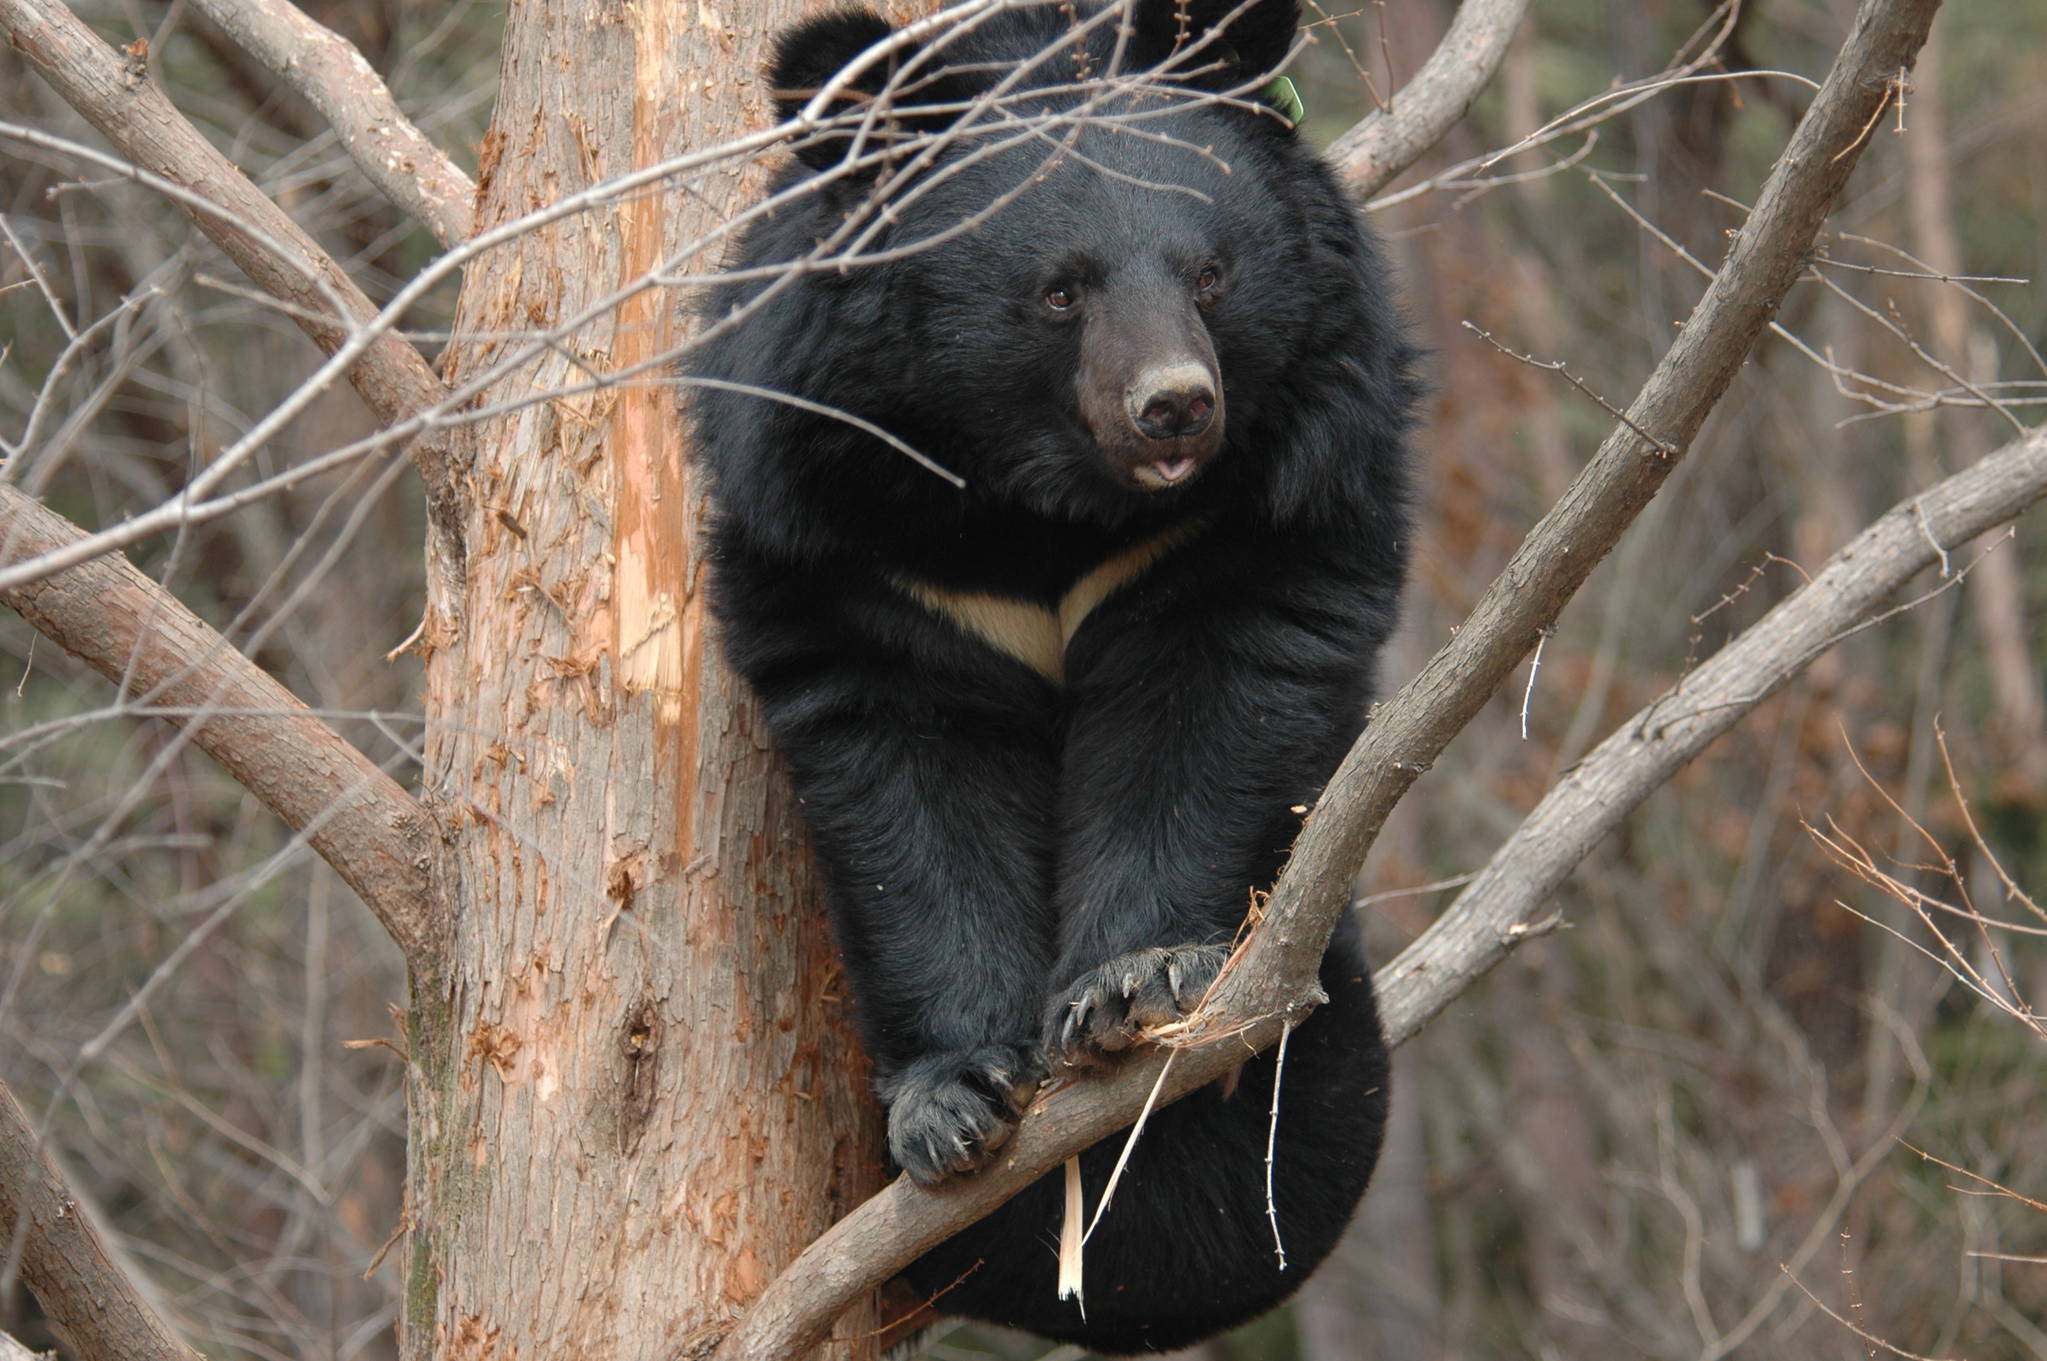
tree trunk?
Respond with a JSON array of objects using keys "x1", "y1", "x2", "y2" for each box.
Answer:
[{"x1": 408, "y1": 3, "x2": 889, "y2": 1355}]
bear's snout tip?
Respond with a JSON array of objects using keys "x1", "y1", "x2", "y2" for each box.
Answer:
[
  {"x1": 1128, "y1": 363, "x2": 1220, "y2": 442},
  {"x1": 1115, "y1": 361, "x2": 1223, "y2": 491}
]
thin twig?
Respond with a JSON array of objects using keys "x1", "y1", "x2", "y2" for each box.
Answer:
[
  {"x1": 1263, "y1": 1020, "x2": 1291, "y2": 1271},
  {"x1": 1778, "y1": 1263, "x2": 1962, "y2": 1361},
  {"x1": 1520, "y1": 626, "x2": 1552, "y2": 740},
  {"x1": 1463, "y1": 322, "x2": 1678, "y2": 455}
]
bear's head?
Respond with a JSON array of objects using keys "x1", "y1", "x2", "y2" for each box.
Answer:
[{"x1": 699, "y1": 0, "x2": 1407, "y2": 540}]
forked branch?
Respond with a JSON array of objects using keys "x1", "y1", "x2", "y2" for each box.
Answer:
[
  {"x1": 0, "y1": 0, "x2": 457, "y2": 970},
  {"x1": 710, "y1": 0, "x2": 1943, "y2": 1355},
  {"x1": 0, "y1": 0, "x2": 458, "y2": 505},
  {"x1": 1380, "y1": 421, "x2": 2047, "y2": 1039},
  {"x1": 1243, "y1": 0, "x2": 1941, "y2": 1035}
]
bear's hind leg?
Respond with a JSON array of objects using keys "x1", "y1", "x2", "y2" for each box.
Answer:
[{"x1": 909, "y1": 928, "x2": 1389, "y2": 1354}]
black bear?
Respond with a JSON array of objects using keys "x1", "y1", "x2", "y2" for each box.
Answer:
[{"x1": 688, "y1": 0, "x2": 1415, "y2": 1350}]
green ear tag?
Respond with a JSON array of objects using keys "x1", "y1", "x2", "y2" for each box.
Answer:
[{"x1": 1262, "y1": 75, "x2": 1305, "y2": 127}]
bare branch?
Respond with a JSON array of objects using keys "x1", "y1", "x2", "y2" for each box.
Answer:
[
  {"x1": 0, "y1": 1078, "x2": 205, "y2": 1361},
  {"x1": 0, "y1": 485, "x2": 445, "y2": 970},
  {"x1": 1778, "y1": 1262, "x2": 1964, "y2": 1361},
  {"x1": 1462, "y1": 321, "x2": 1678, "y2": 454},
  {"x1": 1379, "y1": 421, "x2": 2047, "y2": 1040},
  {"x1": 1249, "y1": 0, "x2": 1945, "y2": 1036},
  {"x1": 0, "y1": 0, "x2": 459, "y2": 508},
  {"x1": 186, "y1": 0, "x2": 476, "y2": 246},
  {"x1": 0, "y1": 45, "x2": 1275, "y2": 588},
  {"x1": 1326, "y1": 0, "x2": 1532, "y2": 198},
  {"x1": 709, "y1": 1, "x2": 1946, "y2": 1355},
  {"x1": 1901, "y1": 1141, "x2": 2047, "y2": 1215}
]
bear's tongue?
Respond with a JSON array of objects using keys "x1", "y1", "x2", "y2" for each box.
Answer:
[{"x1": 1143, "y1": 455, "x2": 1196, "y2": 486}]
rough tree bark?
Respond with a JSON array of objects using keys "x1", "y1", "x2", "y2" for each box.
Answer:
[
  {"x1": 400, "y1": 2, "x2": 896, "y2": 1357},
  {"x1": 4, "y1": 0, "x2": 912, "y2": 1348},
  {"x1": 5, "y1": 0, "x2": 1520, "y2": 1354}
]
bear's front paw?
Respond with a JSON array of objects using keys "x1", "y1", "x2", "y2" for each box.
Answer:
[
  {"x1": 879, "y1": 1044, "x2": 1043, "y2": 1186},
  {"x1": 1043, "y1": 942, "x2": 1232, "y2": 1070}
]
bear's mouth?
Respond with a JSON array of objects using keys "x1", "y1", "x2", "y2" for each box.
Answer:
[{"x1": 1131, "y1": 454, "x2": 1201, "y2": 490}]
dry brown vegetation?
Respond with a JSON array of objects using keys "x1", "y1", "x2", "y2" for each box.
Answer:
[{"x1": 2, "y1": 1, "x2": 2044, "y2": 1359}]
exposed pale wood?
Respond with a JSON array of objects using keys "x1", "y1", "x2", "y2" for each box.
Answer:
[
  {"x1": 407, "y1": 2, "x2": 891, "y2": 1357},
  {"x1": 0, "y1": 1328, "x2": 47, "y2": 1361}
]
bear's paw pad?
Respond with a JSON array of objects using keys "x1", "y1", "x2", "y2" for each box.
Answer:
[{"x1": 1044, "y1": 942, "x2": 1232, "y2": 1069}]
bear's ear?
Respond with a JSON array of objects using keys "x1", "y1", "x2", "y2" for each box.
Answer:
[
  {"x1": 1130, "y1": 0, "x2": 1302, "y2": 86},
  {"x1": 770, "y1": 8, "x2": 920, "y2": 173}
]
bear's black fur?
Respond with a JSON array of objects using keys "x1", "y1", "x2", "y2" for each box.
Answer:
[{"x1": 688, "y1": 1, "x2": 1416, "y2": 1350}]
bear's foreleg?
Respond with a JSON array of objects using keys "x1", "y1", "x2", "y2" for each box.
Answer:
[
  {"x1": 719, "y1": 567, "x2": 1067, "y2": 1183},
  {"x1": 1042, "y1": 550, "x2": 1386, "y2": 1068}
]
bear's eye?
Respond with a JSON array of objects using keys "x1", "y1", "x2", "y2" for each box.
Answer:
[
  {"x1": 1196, "y1": 265, "x2": 1222, "y2": 295},
  {"x1": 1044, "y1": 285, "x2": 1077, "y2": 312}
]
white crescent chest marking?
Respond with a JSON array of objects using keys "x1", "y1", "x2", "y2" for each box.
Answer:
[{"x1": 890, "y1": 524, "x2": 1200, "y2": 684}]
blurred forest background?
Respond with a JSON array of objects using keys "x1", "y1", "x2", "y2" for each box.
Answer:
[{"x1": 3, "y1": 0, "x2": 2043, "y2": 1358}]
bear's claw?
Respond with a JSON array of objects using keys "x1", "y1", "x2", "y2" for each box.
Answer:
[
  {"x1": 1043, "y1": 942, "x2": 1232, "y2": 1069},
  {"x1": 880, "y1": 1044, "x2": 1043, "y2": 1185}
]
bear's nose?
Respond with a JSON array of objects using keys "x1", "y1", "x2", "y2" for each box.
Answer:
[{"x1": 1128, "y1": 363, "x2": 1218, "y2": 441}]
